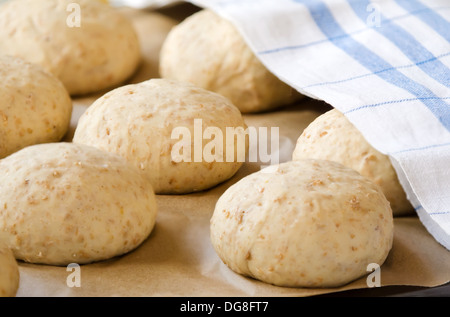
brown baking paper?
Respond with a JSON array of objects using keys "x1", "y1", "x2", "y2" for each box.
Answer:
[{"x1": 14, "y1": 6, "x2": 450, "y2": 297}]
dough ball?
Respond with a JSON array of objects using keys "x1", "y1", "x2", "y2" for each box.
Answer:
[
  {"x1": 210, "y1": 159, "x2": 394, "y2": 288},
  {"x1": 0, "y1": 143, "x2": 157, "y2": 265},
  {"x1": 73, "y1": 78, "x2": 247, "y2": 194},
  {"x1": 0, "y1": 55, "x2": 72, "y2": 159},
  {"x1": 292, "y1": 109, "x2": 412, "y2": 216},
  {"x1": 160, "y1": 9, "x2": 300, "y2": 113},
  {"x1": 0, "y1": 0, "x2": 141, "y2": 95},
  {"x1": 0, "y1": 243, "x2": 19, "y2": 297}
]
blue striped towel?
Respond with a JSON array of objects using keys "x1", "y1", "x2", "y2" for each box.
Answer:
[{"x1": 190, "y1": 0, "x2": 450, "y2": 250}]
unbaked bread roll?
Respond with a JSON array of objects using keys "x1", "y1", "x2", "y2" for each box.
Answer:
[
  {"x1": 73, "y1": 78, "x2": 247, "y2": 194},
  {"x1": 292, "y1": 109, "x2": 412, "y2": 216},
  {"x1": 0, "y1": 0, "x2": 141, "y2": 95},
  {"x1": 160, "y1": 9, "x2": 300, "y2": 113},
  {"x1": 210, "y1": 159, "x2": 394, "y2": 288},
  {"x1": 0, "y1": 142, "x2": 157, "y2": 266},
  {"x1": 0, "y1": 55, "x2": 72, "y2": 159},
  {"x1": 0, "y1": 243, "x2": 19, "y2": 297}
]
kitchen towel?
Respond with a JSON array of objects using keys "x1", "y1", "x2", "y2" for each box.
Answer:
[{"x1": 186, "y1": 0, "x2": 450, "y2": 250}]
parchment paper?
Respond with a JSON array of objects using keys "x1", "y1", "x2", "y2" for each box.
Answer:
[{"x1": 15, "y1": 5, "x2": 450, "y2": 297}]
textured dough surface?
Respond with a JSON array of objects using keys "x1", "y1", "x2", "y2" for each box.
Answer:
[
  {"x1": 0, "y1": 143, "x2": 157, "y2": 265},
  {"x1": 0, "y1": 0, "x2": 141, "y2": 95},
  {"x1": 0, "y1": 55, "x2": 72, "y2": 159},
  {"x1": 160, "y1": 9, "x2": 300, "y2": 113},
  {"x1": 210, "y1": 159, "x2": 394, "y2": 288},
  {"x1": 292, "y1": 109, "x2": 412, "y2": 216},
  {"x1": 0, "y1": 243, "x2": 19, "y2": 297},
  {"x1": 73, "y1": 78, "x2": 247, "y2": 194}
]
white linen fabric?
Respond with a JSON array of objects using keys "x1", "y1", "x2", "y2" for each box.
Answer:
[{"x1": 188, "y1": 0, "x2": 450, "y2": 250}]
